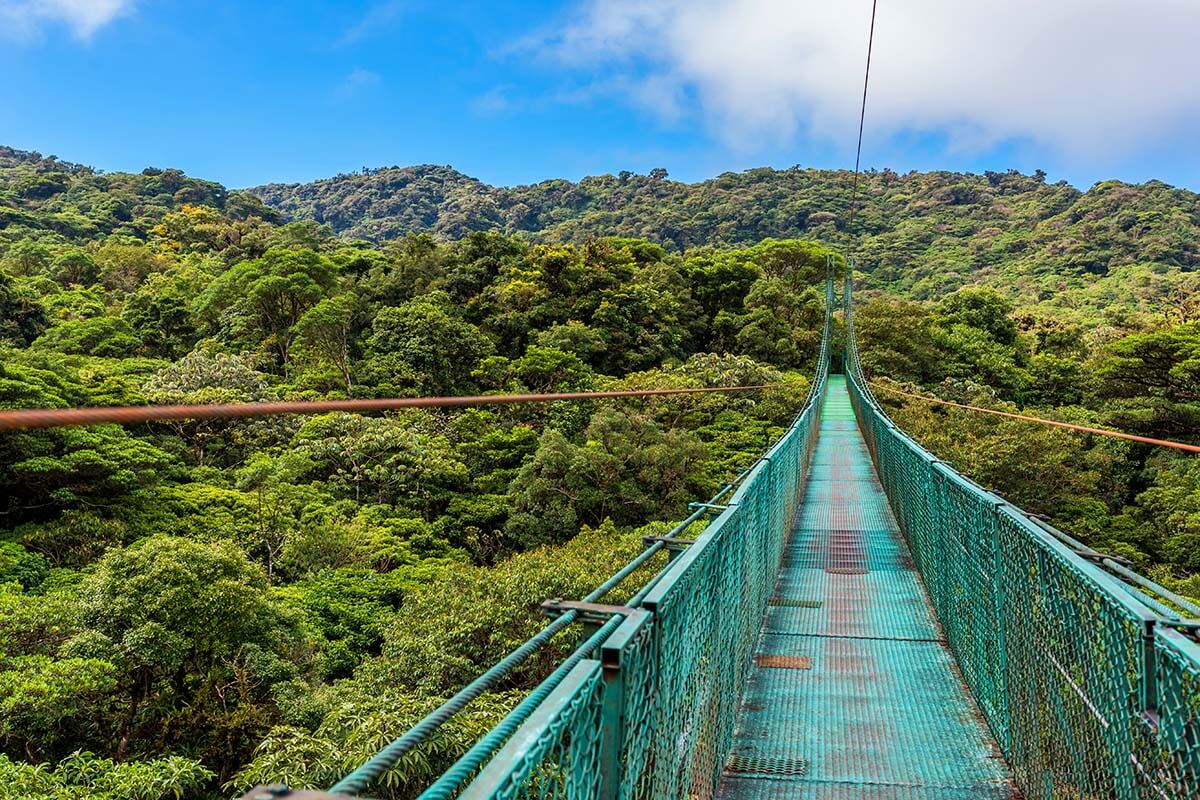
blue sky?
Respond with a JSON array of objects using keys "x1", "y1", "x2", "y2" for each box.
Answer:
[{"x1": 2, "y1": 0, "x2": 1197, "y2": 191}]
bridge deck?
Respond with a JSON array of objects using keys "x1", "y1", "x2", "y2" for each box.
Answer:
[{"x1": 716, "y1": 375, "x2": 1017, "y2": 799}]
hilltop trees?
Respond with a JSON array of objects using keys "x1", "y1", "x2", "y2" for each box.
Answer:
[
  {"x1": 4, "y1": 143, "x2": 1200, "y2": 797},
  {"x1": 249, "y1": 165, "x2": 1200, "y2": 300},
  {"x1": 1, "y1": 148, "x2": 831, "y2": 794},
  {"x1": 199, "y1": 248, "x2": 339, "y2": 371}
]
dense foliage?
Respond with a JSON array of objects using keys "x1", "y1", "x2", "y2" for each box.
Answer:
[
  {"x1": 3, "y1": 143, "x2": 1200, "y2": 797},
  {"x1": 1, "y1": 146, "x2": 823, "y2": 798},
  {"x1": 251, "y1": 164, "x2": 1200, "y2": 306},
  {"x1": 854, "y1": 288, "x2": 1200, "y2": 599}
]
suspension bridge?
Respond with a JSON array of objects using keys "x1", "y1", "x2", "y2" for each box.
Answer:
[{"x1": 230, "y1": 263, "x2": 1199, "y2": 800}]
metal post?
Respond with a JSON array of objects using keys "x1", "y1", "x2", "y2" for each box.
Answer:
[
  {"x1": 597, "y1": 610, "x2": 652, "y2": 800},
  {"x1": 597, "y1": 657, "x2": 626, "y2": 800},
  {"x1": 1140, "y1": 619, "x2": 1157, "y2": 716}
]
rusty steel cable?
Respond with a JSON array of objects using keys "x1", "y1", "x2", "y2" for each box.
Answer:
[
  {"x1": 847, "y1": 0, "x2": 879, "y2": 239},
  {"x1": 869, "y1": 380, "x2": 1200, "y2": 454},
  {"x1": 0, "y1": 383, "x2": 787, "y2": 432}
]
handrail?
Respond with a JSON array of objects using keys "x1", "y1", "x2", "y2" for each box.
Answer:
[
  {"x1": 324, "y1": 262, "x2": 840, "y2": 799},
  {"x1": 843, "y1": 276, "x2": 1199, "y2": 628},
  {"x1": 326, "y1": 471, "x2": 747, "y2": 797},
  {"x1": 842, "y1": 261, "x2": 1200, "y2": 800}
]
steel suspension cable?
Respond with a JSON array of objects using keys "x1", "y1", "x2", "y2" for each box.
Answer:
[
  {"x1": 847, "y1": 0, "x2": 879, "y2": 240},
  {"x1": 328, "y1": 472, "x2": 751, "y2": 796},
  {"x1": 0, "y1": 384, "x2": 784, "y2": 432},
  {"x1": 868, "y1": 380, "x2": 1200, "y2": 454}
]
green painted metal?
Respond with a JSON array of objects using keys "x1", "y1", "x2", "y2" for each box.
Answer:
[
  {"x1": 457, "y1": 659, "x2": 606, "y2": 800},
  {"x1": 843, "y1": 270, "x2": 1200, "y2": 800},
  {"x1": 331, "y1": 450, "x2": 751, "y2": 796},
  {"x1": 716, "y1": 375, "x2": 1015, "y2": 799},
  {"x1": 432, "y1": 267, "x2": 837, "y2": 800},
  {"x1": 331, "y1": 258, "x2": 1200, "y2": 800}
]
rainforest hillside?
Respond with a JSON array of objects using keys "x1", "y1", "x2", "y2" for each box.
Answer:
[
  {"x1": 2, "y1": 143, "x2": 1200, "y2": 798},
  {"x1": 251, "y1": 162, "x2": 1200, "y2": 307}
]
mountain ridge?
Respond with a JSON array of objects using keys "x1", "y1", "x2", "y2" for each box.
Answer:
[
  {"x1": 4, "y1": 143, "x2": 1199, "y2": 305},
  {"x1": 246, "y1": 160, "x2": 1200, "y2": 305}
]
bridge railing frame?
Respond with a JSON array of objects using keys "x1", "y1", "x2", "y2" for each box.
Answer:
[
  {"x1": 447, "y1": 263, "x2": 839, "y2": 800},
  {"x1": 309, "y1": 262, "x2": 841, "y2": 800},
  {"x1": 842, "y1": 265, "x2": 1200, "y2": 800}
]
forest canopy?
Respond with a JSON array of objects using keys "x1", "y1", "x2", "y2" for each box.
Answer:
[{"x1": 2, "y1": 144, "x2": 1200, "y2": 798}]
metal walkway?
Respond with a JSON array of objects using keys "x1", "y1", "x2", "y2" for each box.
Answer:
[
  {"x1": 717, "y1": 375, "x2": 1017, "y2": 800},
  {"x1": 247, "y1": 267, "x2": 1200, "y2": 800}
]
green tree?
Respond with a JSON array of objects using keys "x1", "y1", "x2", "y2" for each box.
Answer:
[
  {"x1": 744, "y1": 239, "x2": 829, "y2": 290},
  {"x1": 232, "y1": 453, "x2": 341, "y2": 581},
  {"x1": 0, "y1": 424, "x2": 173, "y2": 522},
  {"x1": 2, "y1": 239, "x2": 52, "y2": 276},
  {"x1": 12, "y1": 510, "x2": 129, "y2": 569},
  {"x1": 0, "y1": 542, "x2": 50, "y2": 590},
  {"x1": 590, "y1": 281, "x2": 692, "y2": 373},
  {"x1": 441, "y1": 231, "x2": 527, "y2": 305},
  {"x1": 1098, "y1": 324, "x2": 1200, "y2": 404},
  {"x1": 121, "y1": 267, "x2": 206, "y2": 359},
  {"x1": 272, "y1": 568, "x2": 424, "y2": 681},
  {"x1": 49, "y1": 251, "x2": 100, "y2": 287},
  {"x1": 0, "y1": 749, "x2": 213, "y2": 800},
  {"x1": 292, "y1": 292, "x2": 357, "y2": 393},
  {"x1": 32, "y1": 316, "x2": 141, "y2": 357},
  {"x1": 0, "y1": 270, "x2": 48, "y2": 346},
  {"x1": 854, "y1": 298, "x2": 943, "y2": 382},
  {"x1": 1093, "y1": 324, "x2": 1200, "y2": 439},
  {"x1": 936, "y1": 287, "x2": 1018, "y2": 345},
  {"x1": 143, "y1": 347, "x2": 284, "y2": 467},
  {"x1": 683, "y1": 250, "x2": 761, "y2": 350},
  {"x1": 374, "y1": 233, "x2": 445, "y2": 303},
  {"x1": 199, "y1": 248, "x2": 338, "y2": 371},
  {"x1": 91, "y1": 238, "x2": 170, "y2": 293},
  {"x1": 0, "y1": 652, "x2": 119, "y2": 762},
  {"x1": 508, "y1": 346, "x2": 593, "y2": 394},
  {"x1": 1135, "y1": 457, "x2": 1200, "y2": 573},
  {"x1": 77, "y1": 536, "x2": 293, "y2": 769},
  {"x1": 506, "y1": 408, "x2": 707, "y2": 548},
  {"x1": 293, "y1": 413, "x2": 468, "y2": 517},
  {"x1": 365, "y1": 292, "x2": 494, "y2": 395},
  {"x1": 735, "y1": 280, "x2": 823, "y2": 367}
]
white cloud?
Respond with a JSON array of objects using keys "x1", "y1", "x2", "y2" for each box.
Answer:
[
  {"x1": 0, "y1": 0, "x2": 133, "y2": 39},
  {"x1": 532, "y1": 0, "x2": 1200, "y2": 158},
  {"x1": 472, "y1": 84, "x2": 514, "y2": 116},
  {"x1": 337, "y1": 1, "x2": 405, "y2": 47},
  {"x1": 335, "y1": 68, "x2": 382, "y2": 99}
]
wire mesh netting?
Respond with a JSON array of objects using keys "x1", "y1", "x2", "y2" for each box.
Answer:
[
  {"x1": 322, "y1": 264, "x2": 1199, "y2": 800},
  {"x1": 1144, "y1": 629, "x2": 1200, "y2": 796},
  {"x1": 843, "y1": 274, "x2": 1200, "y2": 800},
  {"x1": 460, "y1": 660, "x2": 606, "y2": 800},
  {"x1": 448, "y1": 273, "x2": 836, "y2": 800}
]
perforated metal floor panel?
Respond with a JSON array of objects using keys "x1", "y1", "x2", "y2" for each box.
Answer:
[{"x1": 717, "y1": 376, "x2": 1018, "y2": 800}]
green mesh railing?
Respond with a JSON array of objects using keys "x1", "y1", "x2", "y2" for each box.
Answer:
[
  {"x1": 326, "y1": 267, "x2": 837, "y2": 800},
  {"x1": 447, "y1": 273, "x2": 835, "y2": 800},
  {"x1": 842, "y1": 270, "x2": 1200, "y2": 800}
]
